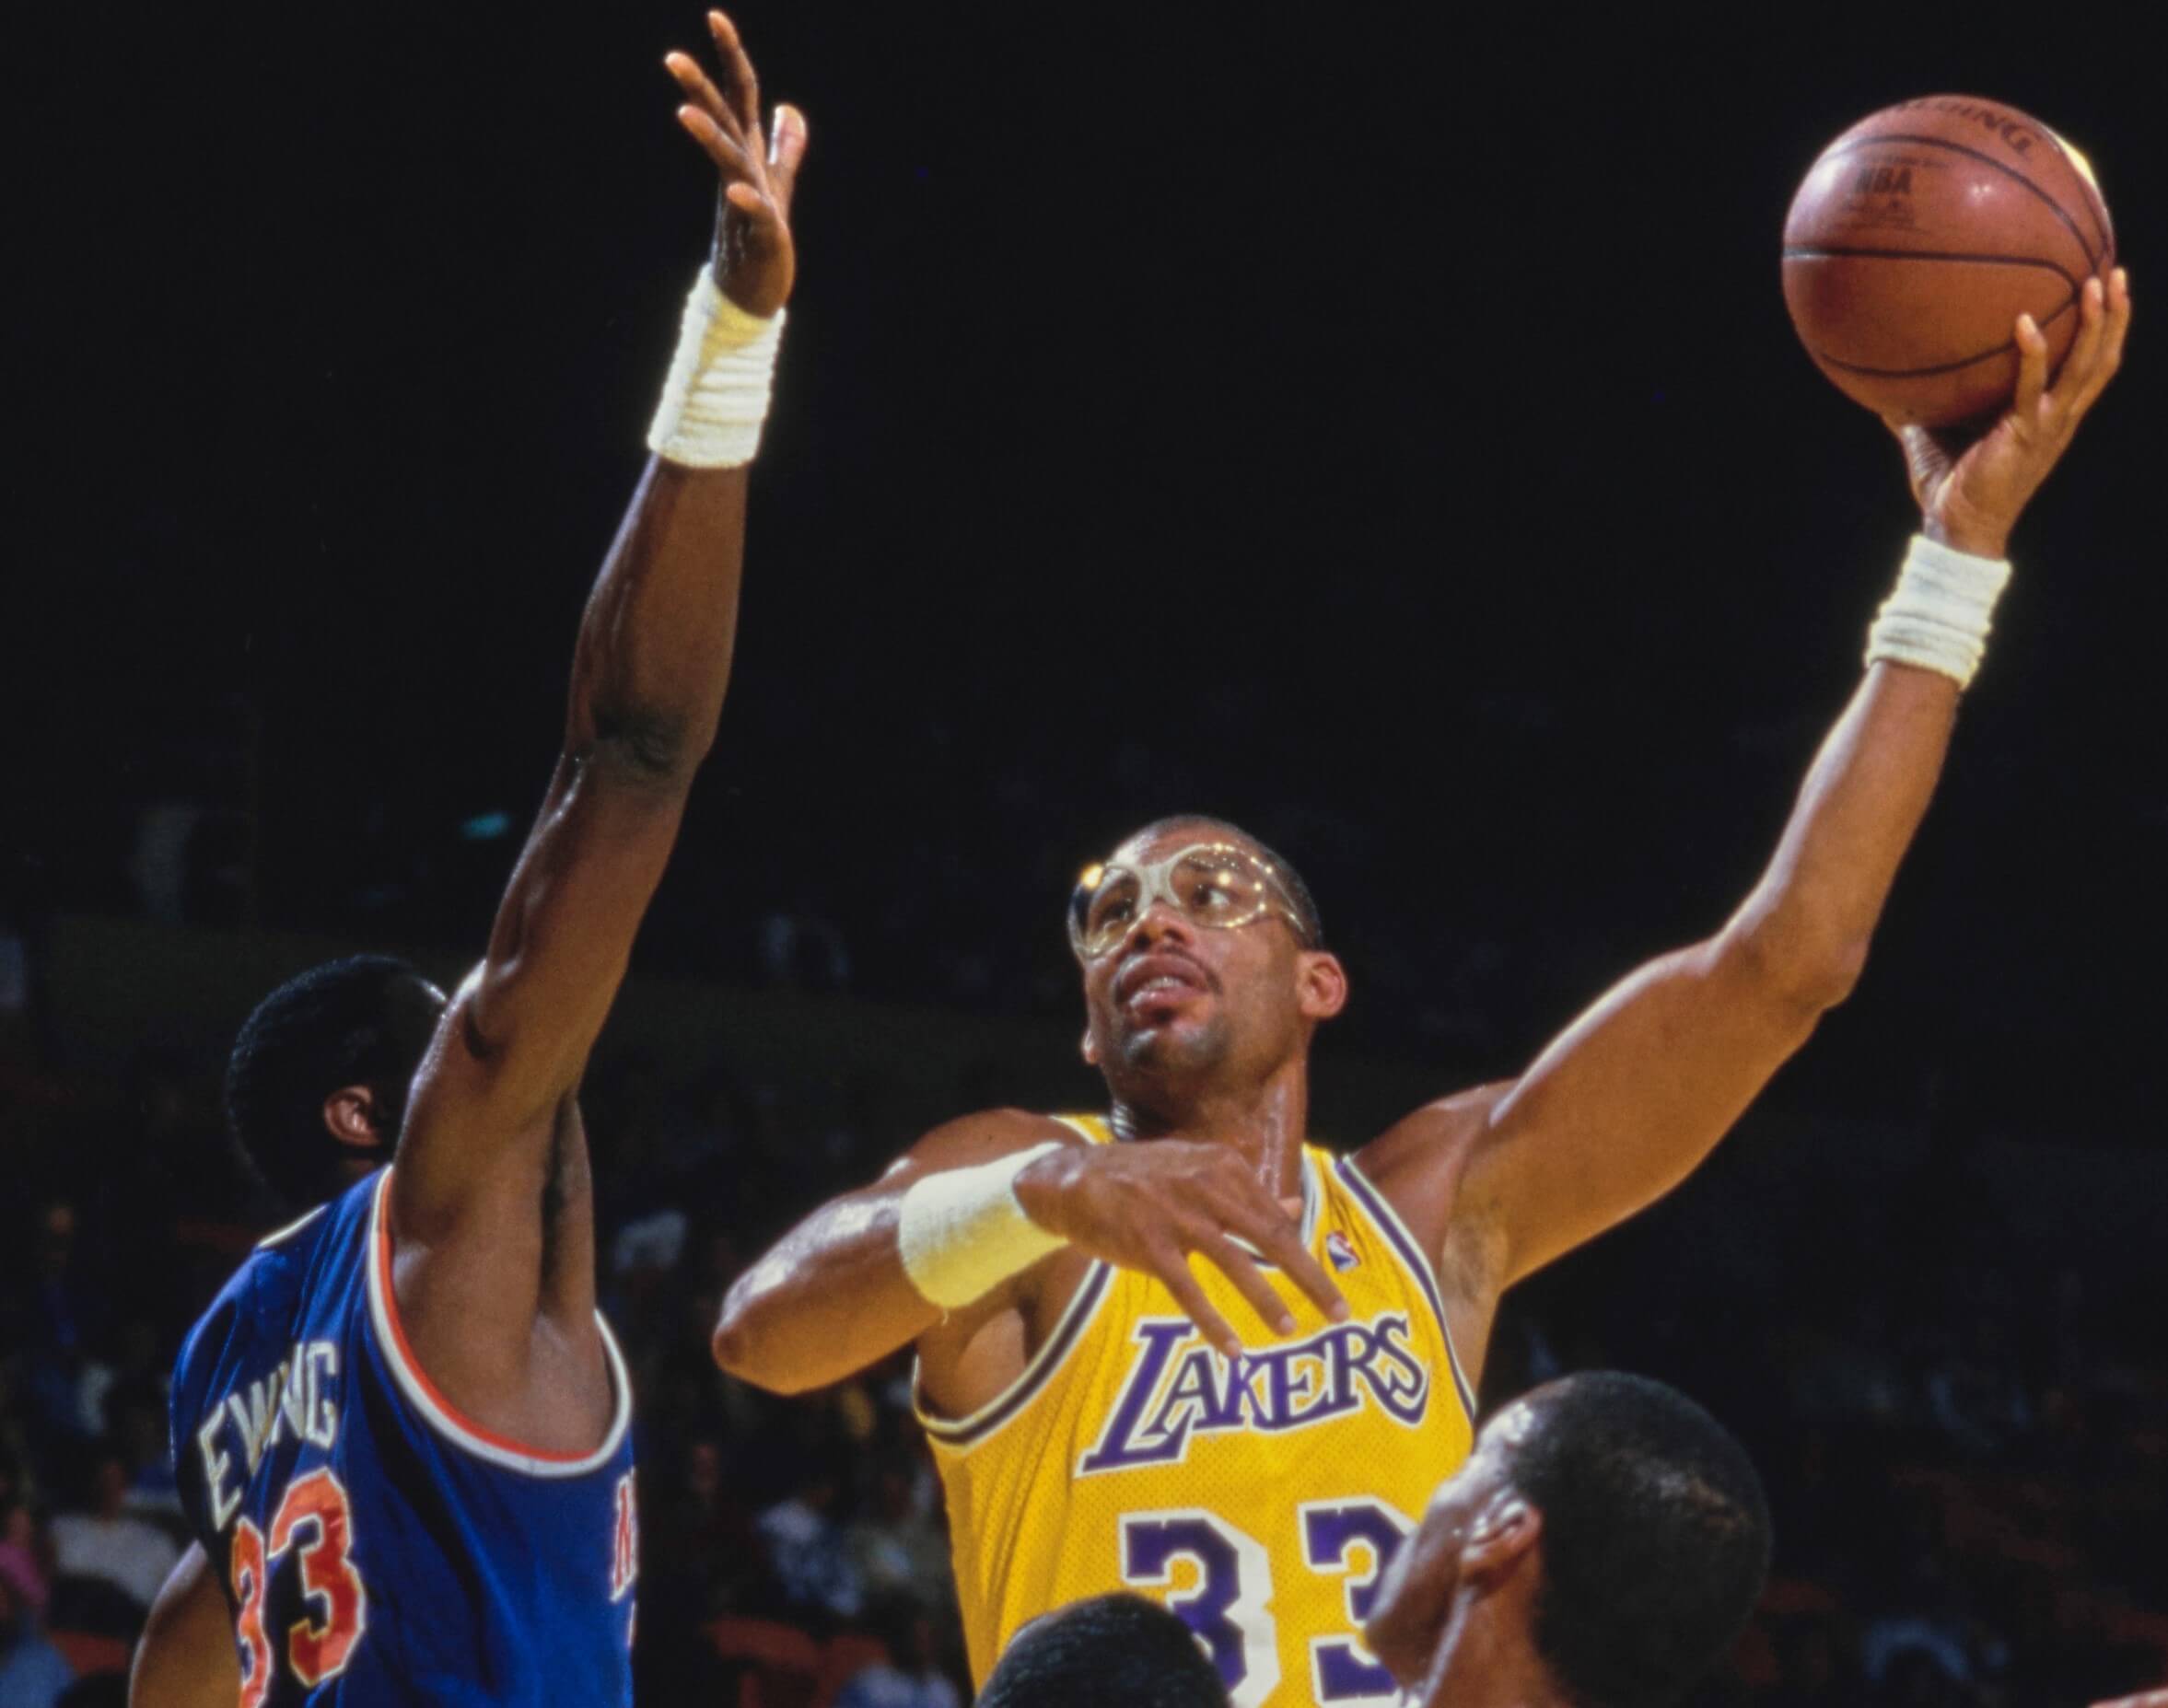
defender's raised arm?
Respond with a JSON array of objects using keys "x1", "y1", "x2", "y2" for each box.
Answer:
[
  {"x1": 150, "y1": 23, "x2": 811, "y2": 1702},
  {"x1": 390, "y1": 12, "x2": 805, "y2": 1427}
]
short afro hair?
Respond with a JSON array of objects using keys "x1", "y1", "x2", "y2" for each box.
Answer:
[
  {"x1": 224, "y1": 956, "x2": 443, "y2": 1209},
  {"x1": 1118, "y1": 814, "x2": 1325, "y2": 950},
  {"x1": 1512, "y1": 1373, "x2": 1771, "y2": 1708},
  {"x1": 976, "y1": 1592, "x2": 1228, "y2": 1708}
]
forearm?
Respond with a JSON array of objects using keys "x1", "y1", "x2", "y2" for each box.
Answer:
[
  {"x1": 1451, "y1": 261, "x2": 2130, "y2": 1283},
  {"x1": 565, "y1": 459, "x2": 751, "y2": 780},
  {"x1": 561, "y1": 29, "x2": 799, "y2": 779},
  {"x1": 1726, "y1": 660, "x2": 1958, "y2": 1004},
  {"x1": 717, "y1": 1116, "x2": 1075, "y2": 1393},
  {"x1": 713, "y1": 1189, "x2": 945, "y2": 1394},
  {"x1": 1737, "y1": 267, "x2": 2133, "y2": 980}
]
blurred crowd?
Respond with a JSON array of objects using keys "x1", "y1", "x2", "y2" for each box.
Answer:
[
  {"x1": 0, "y1": 694, "x2": 1929, "y2": 1071},
  {"x1": 1, "y1": 943, "x2": 2163, "y2": 1707}
]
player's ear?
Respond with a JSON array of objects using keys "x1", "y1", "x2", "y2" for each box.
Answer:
[
  {"x1": 1461, "y1": 1493, "x2": 1541, "y2": 1590},
  {"x1": 322, "y1": 1085, "x2": 386, "y2": 1152},
  {"x1": 1080, "y1": 1026, "x2": 1100, "y2": 1067},
  {"x1": 1297, "y1": 950, "x2": 1349, "y2": 1023}
]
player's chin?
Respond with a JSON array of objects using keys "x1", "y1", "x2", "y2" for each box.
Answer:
[
  {"x1": 1118, "y1": 987, "x2": 1213, "y2": 1034},
  {"x1": 1115, "y1": 1001, "x2": 1223, "y2": 1065}
]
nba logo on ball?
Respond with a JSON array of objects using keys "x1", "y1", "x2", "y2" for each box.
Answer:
[
  {"x1": 1781, "y1": 92, "x2": 2116, "y2": 425},
  {"x1": 1326, "y1": 1232, "x2": 1359, "y2": 1272}
]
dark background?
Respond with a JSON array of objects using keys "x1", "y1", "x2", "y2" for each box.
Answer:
[
  {"x1": 15, "y1": 3, "x2": 2164, "y2": 1133},
  {"x1": 6, "y1": 4, "x2": 2165, "y2": 1704}
]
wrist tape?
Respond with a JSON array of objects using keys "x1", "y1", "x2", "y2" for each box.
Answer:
[
  {"x1": 1865, "y1": 534, "x2": 2013, "y2": 690},
  {"x1": 646, "y1": 268, "x2": 785, "y2": 469},
  {"x1": 897, "y1": 1142, "x2": 1067, "y2": 1310}
]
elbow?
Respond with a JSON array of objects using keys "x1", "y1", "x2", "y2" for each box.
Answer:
[
  {"x1": 1727, "y1": 901, "x2": 1871, "y2": 1017},
  {"x1": 709, "y1": 1285, "x2": 764, "y2": 1383},
  {"x1": 589, "y1": 699, "x2": 706, "y2": 787},
  {"x1": 711, "y1": 1279, "x2": 811, "y2": 1396}
]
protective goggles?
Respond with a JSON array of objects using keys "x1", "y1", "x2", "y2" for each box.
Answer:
[{"x1": 1067, "y1": 842, "x2": 1313, "y2": 960}]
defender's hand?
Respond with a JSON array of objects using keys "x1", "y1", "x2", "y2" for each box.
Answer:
[
  {"x1": 1889, "y1": 268, "x2": 2130, "y2": 559},
  {"x1": 1015, "y1": 1140, "x2": 1351, "y2": 1358},
  {"x1": 665, "y1": 11, "x2": 807, "y2": 319}
]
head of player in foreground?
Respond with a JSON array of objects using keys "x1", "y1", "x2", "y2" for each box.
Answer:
[
  {"x1": 1069, "y1": 814, "x2": 1344, "y2": 1129},
  {"x1": 1364, "y1": 1371, "x2": 1771, "y2": 1708},
  {"x1": 975, "y1": 1591, "x2": 1230, "y2": 1708},
  {"x1": 223, "y1": 954, "x2": 448, "y2": 1209}
]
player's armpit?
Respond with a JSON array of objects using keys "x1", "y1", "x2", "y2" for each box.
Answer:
[
  {"x1": 131, "y1": 1541, "x2": 239, "y2": 1708},
  {"x1": 1353, "y1": 1084, "x2": 1517, "y2": 1382}
]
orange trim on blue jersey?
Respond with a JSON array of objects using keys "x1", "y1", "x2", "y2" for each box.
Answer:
[{"x1": 368, "y1": 1171, "x2": 630, "y2": 1470}]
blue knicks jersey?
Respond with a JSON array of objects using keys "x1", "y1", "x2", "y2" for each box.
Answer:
[{"x1": 171, "y1": 1168, "x2": 637, "y2": 1706}]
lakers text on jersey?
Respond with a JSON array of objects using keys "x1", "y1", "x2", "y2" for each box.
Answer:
[{"x1": 922, "y1": 1116, "x2": 1477, "y2": 1708}]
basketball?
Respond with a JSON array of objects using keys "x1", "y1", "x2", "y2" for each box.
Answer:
[{"x1": 1781, "y1": 95, "x2": 2115, "y2": 426}]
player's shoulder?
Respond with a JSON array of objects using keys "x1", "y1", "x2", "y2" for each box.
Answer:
[
  {"x1": 175, "y1": 1172, "x2": 379, "y2": 1391},
  {"x1": 1353, "y1": 1081, "x2": 1514, "y2": 1187},
  {"x1": 243, "y1": 1170, "x2": 380, "y2": 1284},
  {"x1": 887, "y1": 1107, "x2": 1092, "y2": 1179},
  {"x1": 254, "y1": 1200, "x2": 332, "y2": 1252}
]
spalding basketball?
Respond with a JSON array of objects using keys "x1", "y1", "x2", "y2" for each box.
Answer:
[{"x1": 1782, "y1": 96, "x2": 2114, "y2": 426}]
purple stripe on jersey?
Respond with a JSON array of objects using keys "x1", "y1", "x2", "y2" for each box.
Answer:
[
  {"x1": 1332, "y1": 1157, "x2": 1478, "y2": 1419},
  {"x1": 925, "y1": 1261, "x2": 1114, "y2": 1448}
]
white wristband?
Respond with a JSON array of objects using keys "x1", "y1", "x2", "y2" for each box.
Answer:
[
  {"x1": 1864, "y1": 533, "x2": 2013, "y2": 689},
  {"x1": 897, "y1": 1142, "x2": 1068, "y2": 1310},
  {"x1": 646, "y1": 268, "x2": 785, "y2": 469}
]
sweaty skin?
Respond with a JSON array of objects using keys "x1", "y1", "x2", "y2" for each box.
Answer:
[
  {"x1": 391, "y1": 13, "x2": 806, "y2": 1445},
  {"x1": 130, "y1": 12, "x2": 806, "y2": 1701},
  {"x1": 714, "y1": 273, "x2": 2129, "y2": 1425}
]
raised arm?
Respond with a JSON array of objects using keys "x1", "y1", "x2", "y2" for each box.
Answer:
[
  {"x1": 390, "y1": 16, "x2": 804, "y2": 1380},
  {"x1": 1367, "y1": 273, "x2": 2129, "y2": 1298}
]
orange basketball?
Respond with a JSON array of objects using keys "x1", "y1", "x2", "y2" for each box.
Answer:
[{"x1": 1782, "y1": 95, "x2": 2114, "y2": 426}]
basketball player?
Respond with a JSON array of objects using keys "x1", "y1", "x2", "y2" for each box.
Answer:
[
  {"x1": 132, "y1": 956, "x2": 447, "y2": 1708},
  {"x1": 130, "y1": 15, "x2": 805, "y2": 1703},
  {"x1": 1360, "y1": 1372, "x2": 1770, "y2": 1707},
  {"x1": 975, "y1": 1594, "x2": 1230, "y2": 1708},
  {"x1": 715, "y1": 269, "x2": 2129, "y2": 1708}
]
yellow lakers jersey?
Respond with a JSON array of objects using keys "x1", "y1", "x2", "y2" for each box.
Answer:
[{"x1": 920, "y1": 1115, "x2": 1477, "y2": 1706}]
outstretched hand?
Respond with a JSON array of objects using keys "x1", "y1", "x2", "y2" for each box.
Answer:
[
  {"x1": 665, "y1": 11, "x2": 807, "y2": 319},
  {"x1": 1015, "y1": 1139, "x2": 1351, "y2": 1359},
  {"x1": 1888, "y1": 268, "x2": 2131, "y2": 559}
]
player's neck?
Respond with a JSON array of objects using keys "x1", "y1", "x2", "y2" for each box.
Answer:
[
  {"x1": 1424, "y1": 1599, "x2": 1569, "y2": 1708},
  {"x1": 1109, "y1": 1060, "x2": 1310, "y2": 1199}
]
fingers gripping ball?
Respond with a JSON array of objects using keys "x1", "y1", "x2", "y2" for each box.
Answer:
[{"x1": 1782, "y1": 95, "x2": 2116, "y2": 426}]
